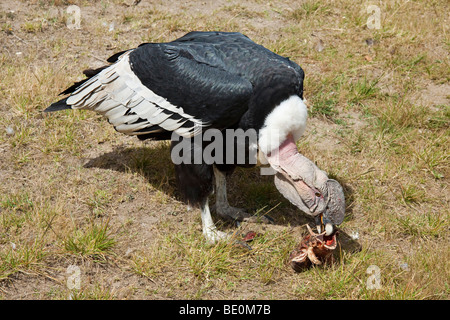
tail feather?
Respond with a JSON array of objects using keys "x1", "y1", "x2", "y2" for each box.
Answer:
[
  {"x1": 47, "y1": 65, "x2": 110, "y2": 112},
  {"x1": 59, "y1": 80, "x2": 89, "y2": 96},
  {"x1": 45, "y1": 98, "x2": 71, "y2": 112},
  {"x1": 59, "y1": 66, "x2": 108, "y2": 96}
]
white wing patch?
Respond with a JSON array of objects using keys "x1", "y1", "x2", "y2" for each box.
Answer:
[{"x1": 66, "y1": 51, "x2": 206, "y2": 137}]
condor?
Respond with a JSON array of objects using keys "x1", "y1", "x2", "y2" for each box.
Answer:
[{"x1": 46, "y1": 31, "x2": 345, "y2": 244}]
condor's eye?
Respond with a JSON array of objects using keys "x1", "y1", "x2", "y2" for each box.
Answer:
[{"x1": 315, "y1": 192, "x2": 322, "y2": 197}]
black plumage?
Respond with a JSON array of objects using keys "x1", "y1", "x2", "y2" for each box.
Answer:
[{"x1": 47, "y1": 31, "x2": 305, "y2": 206}]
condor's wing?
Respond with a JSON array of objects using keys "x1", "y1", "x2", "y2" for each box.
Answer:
[{"x1": 46, "y1": 42, "x2": 253, "y2": 139}]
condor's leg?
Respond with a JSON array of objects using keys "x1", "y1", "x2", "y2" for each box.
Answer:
[
  {"x1": 172, "y1": 138, "x2": 228, "y2": 243},
  {"x1": 200, "y1": 198, "x2": 229, "y2": 244},
  {"x1": 213, "y1": 165, "x2": 274, "y2": 224},
  {"x1": 173, "y1": 161, "x2": 229, "y2": 244},
  {"x1": 213, "y1": 165, "x2": 249, "y2": 221}
]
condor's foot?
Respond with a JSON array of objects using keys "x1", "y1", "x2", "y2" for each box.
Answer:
[
  {"x1": 203, "y1": 228, "x2": 252, "y2": 250},
  {"x1": 203, "y1": 228, "x2": 230, "y2": 245},
  {"x1": 213, "y1": 203, "x2": 273, "y2": 224}
]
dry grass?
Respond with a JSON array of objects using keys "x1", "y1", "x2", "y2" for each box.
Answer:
[{"x1": 0, "y1": 0, "x2": 448, "y2": 300}]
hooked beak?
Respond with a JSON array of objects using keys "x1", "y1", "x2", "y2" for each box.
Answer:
[
  {"x1": 263, "y1": 135, "x2": 346, "y2": 234},
  {"x1": 317, "y1": 178, "x2": 346, "y2": 235},
  {"x1": 315, "y1": 214, "x2": 334, "y2": 236}
]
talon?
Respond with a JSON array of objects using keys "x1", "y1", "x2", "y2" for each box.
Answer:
[
  {"x1": 232, "y1": 239, "x2": 253, "y2": 250},
  {"x1": 215, "y1": 204, "x2": 249, "y2": 222}
]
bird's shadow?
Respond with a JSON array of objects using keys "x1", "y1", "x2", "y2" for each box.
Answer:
[
  {"x1": 83, "y1": 143, "x2": 309, "y2": 225},
  {"x1": 84, "y1": 143, "x2": 179, "y2": 198},
  {"x1": 83, "y1": 143, "x2": 361, "y2": 253}
]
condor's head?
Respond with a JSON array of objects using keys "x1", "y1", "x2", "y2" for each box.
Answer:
[{"x1": 257, "y1": 95, "x2": 346, "y2": 235}]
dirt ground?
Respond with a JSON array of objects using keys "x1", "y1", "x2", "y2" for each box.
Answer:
[{"x1": 0, "y1": 0, "x2": 448, "y2": 300}]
